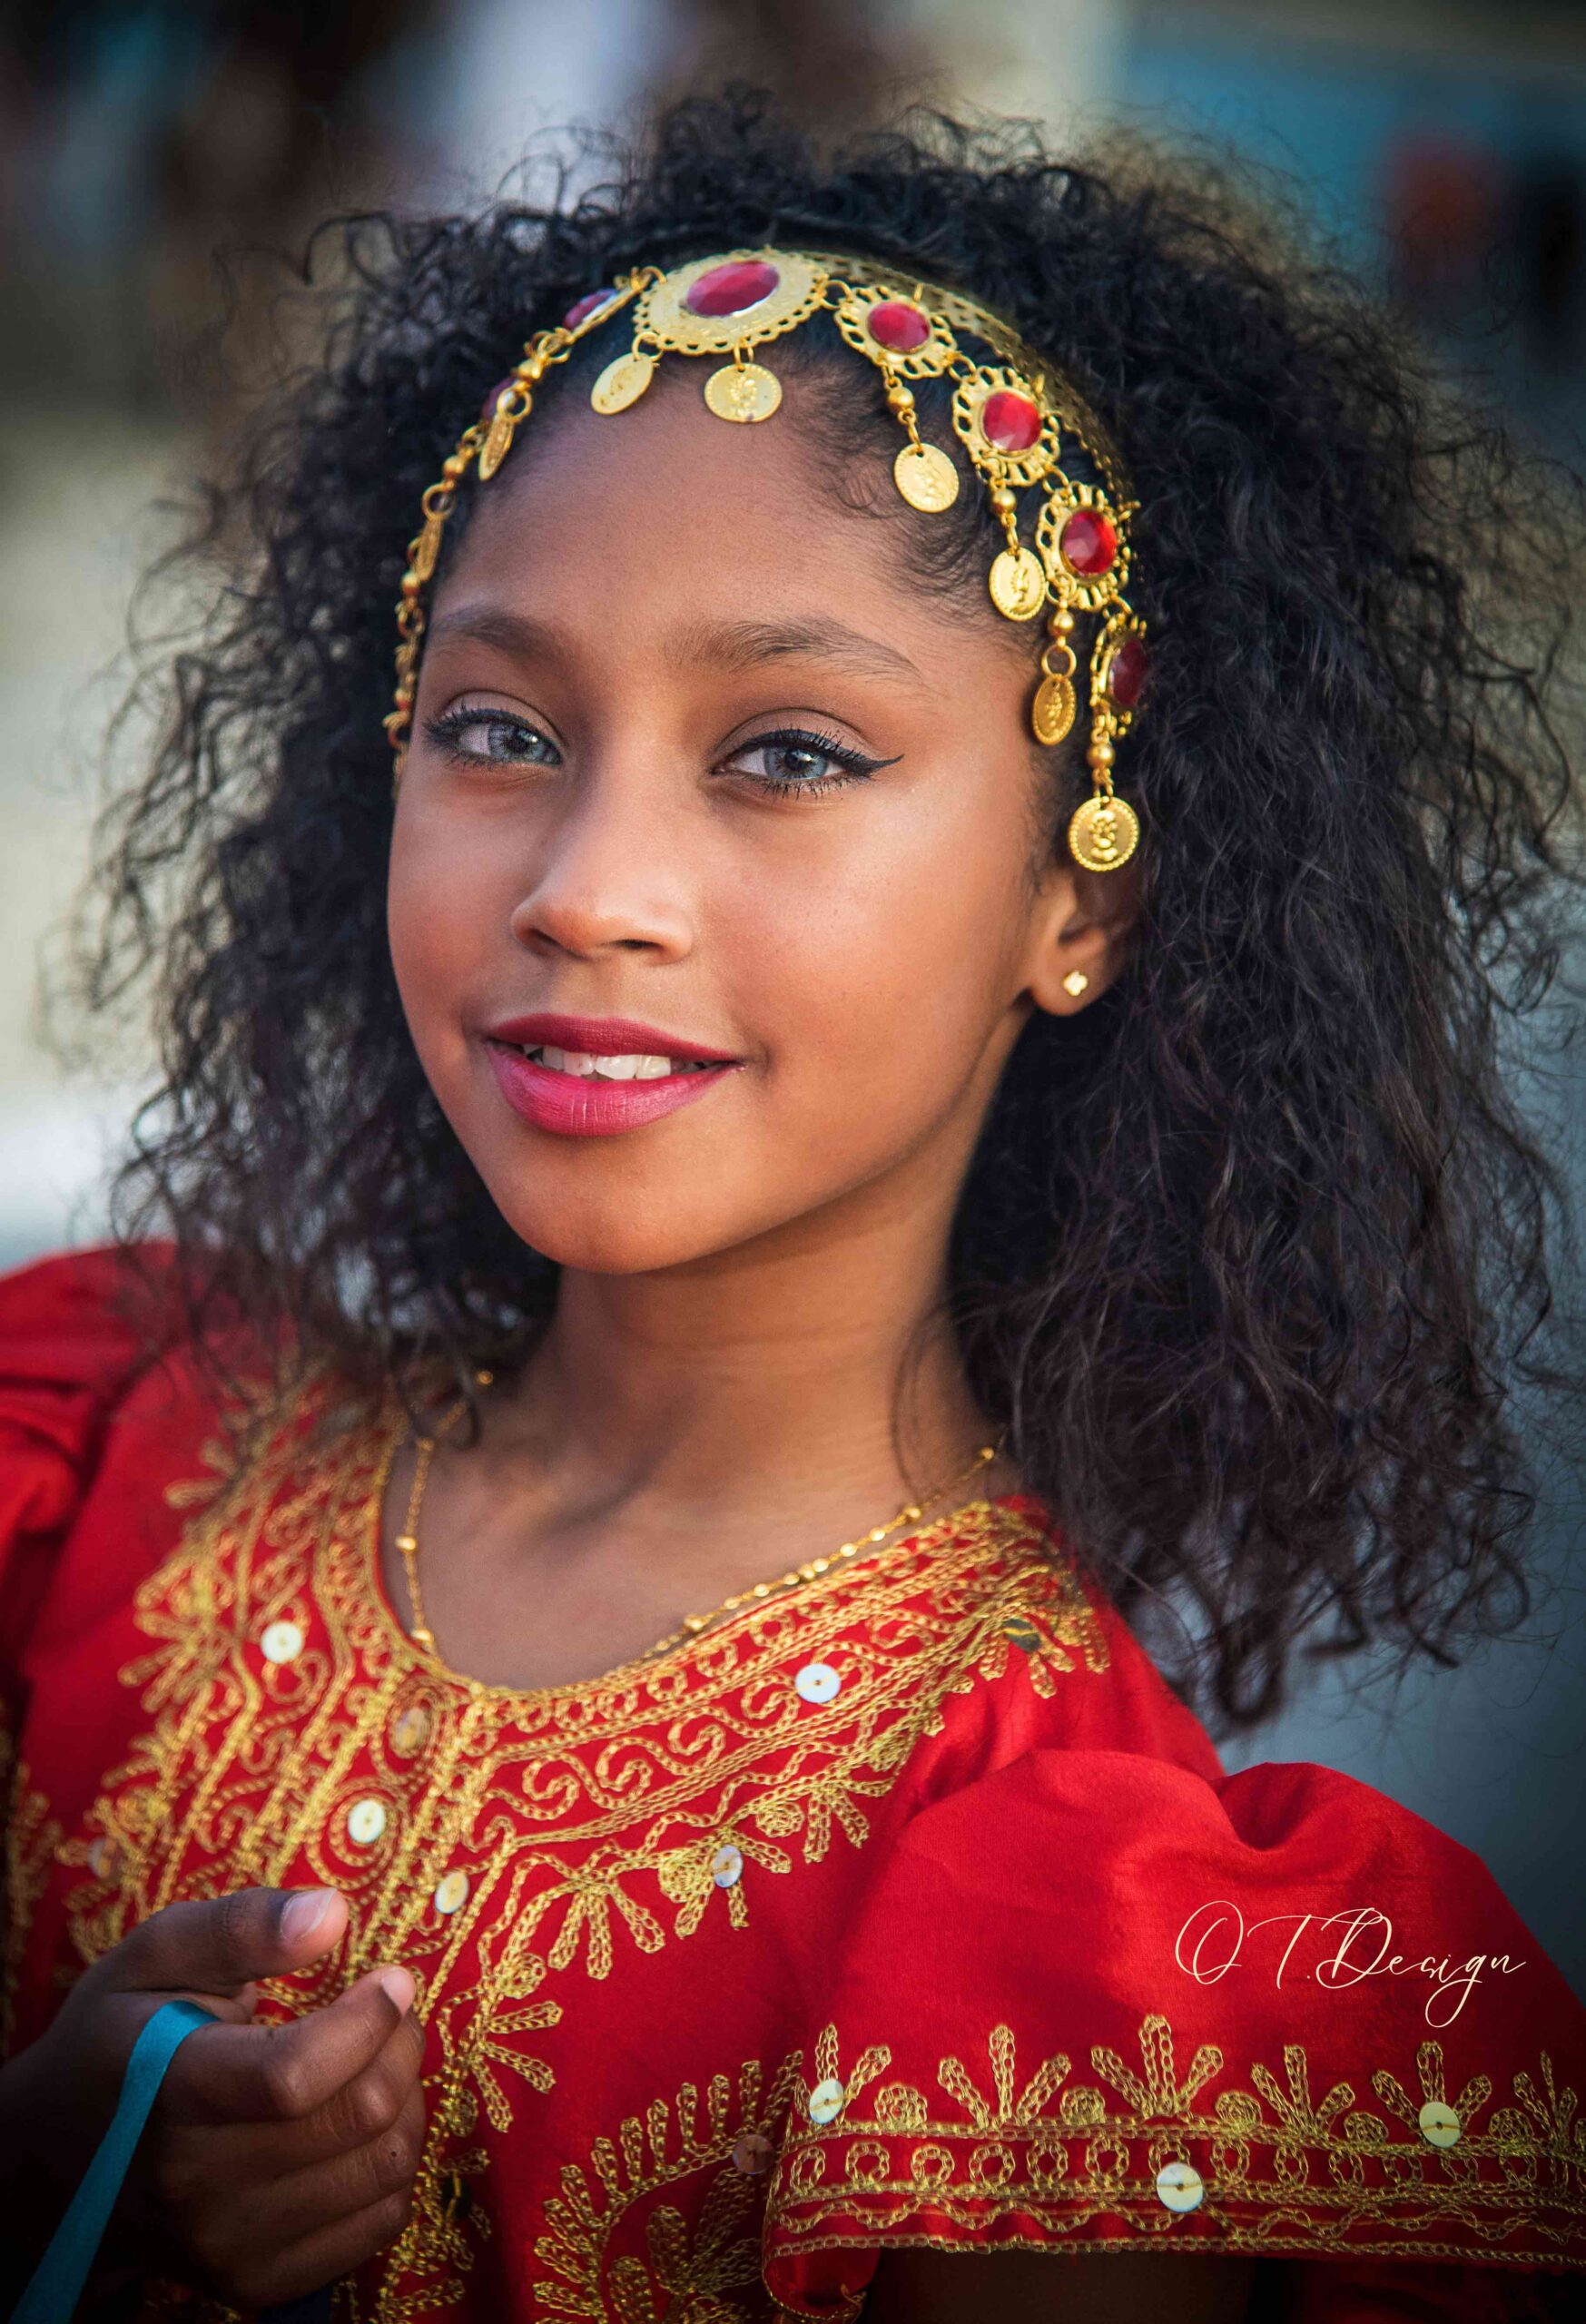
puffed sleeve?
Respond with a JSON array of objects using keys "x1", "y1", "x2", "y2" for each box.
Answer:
[
  {"x1": 0, "y1": 1246, "x2": 166, "y2": 1734},
  {"x1": 761, "y1": 1748, "x2": 1586, "y2": 2317}
]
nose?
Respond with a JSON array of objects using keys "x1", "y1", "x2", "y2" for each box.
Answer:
[{"x1": 507, "y1": 768, "x2": 695, "y2": 964}]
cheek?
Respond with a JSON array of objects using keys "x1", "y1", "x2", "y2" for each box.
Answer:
[
  {"x1": 722, "y1": 788, "x2": 1030, "y2": 1120},
  {"x1": 386, "y1": 803, "x2": 507, "y2": 1064}
]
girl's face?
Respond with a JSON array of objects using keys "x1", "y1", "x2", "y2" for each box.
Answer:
[{"x1": 389, "y1": 367, "x2": 1132, "y2": 1277}]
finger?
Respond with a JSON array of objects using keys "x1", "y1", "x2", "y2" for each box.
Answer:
[
  {"x1": 159, "y1": 2004, "x2": 425, "y2": 2173},
  {"x1": 163, "y1": 1965, "x2": 417, "y2": 2127},
  {"x1": 42, "y1": 1984, "x2": 258, "y2": 2143},
  {"x1": 250, "y1": 2079, "x2": 425, "y2": 2246},
  {"x1": 144, "y1": 2081, "x2": 424, "y2": 2288},
  {"x1": 277, "y1": 2003, "x2": 424, "y2": 2171},
  {"x1": 220, "y1": 2181, "x2": 418, "y2": 2312},
  {"x1": 106, "y1": 1887, "x2": 348, "y2": 1999}
]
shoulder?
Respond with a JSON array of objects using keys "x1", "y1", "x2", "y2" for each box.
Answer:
[
  {"x1": 0, "y1": 1244, "x2": 177, "y2": 1510},
  {"x1": 0, "y1": 1239, "x2": 167, "y2": 1370},
  {"x1": 0, "y1": 1243, "x2": 266, "y2": 1697},
  {"x1": 931, "y1": 1493, "x2": 1224, "y2": 1787}
]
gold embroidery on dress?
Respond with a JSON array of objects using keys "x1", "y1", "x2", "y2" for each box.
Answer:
[
  {"x1": 54, "y1": 1392, "x2": 1098, "y2": 2318},
  {"x1": 534, "y1": 2053, "x2": 805, "y2": 2322},
  {"x1": 761, "y1": 2014, "x2": 1586, "y2": 2285},
  {"x1": 521, "y1": 2012, "x2": 1585, "y2": 2324}
]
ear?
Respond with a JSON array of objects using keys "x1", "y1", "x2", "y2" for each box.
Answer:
[{"x1": 1020, "y1": 849, "x2": 1144, "y2": 1017}]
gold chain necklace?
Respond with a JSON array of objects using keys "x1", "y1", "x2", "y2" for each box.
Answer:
[{"x1": 393, "y1": 1385, "x2": 998, "y2": 1669}]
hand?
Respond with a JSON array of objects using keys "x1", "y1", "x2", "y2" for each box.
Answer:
[{"x1": 5, "y1": 1885, "x2": 425, "y2": 2309}]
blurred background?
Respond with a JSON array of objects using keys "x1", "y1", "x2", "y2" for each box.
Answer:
[{"x1": 2, "y1": 0, "x2": 1584, "y2": 1985}]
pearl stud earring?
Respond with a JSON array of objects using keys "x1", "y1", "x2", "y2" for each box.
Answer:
[{"x1": 1062, "y1": 970, "x2": 1089, "y2": 998}]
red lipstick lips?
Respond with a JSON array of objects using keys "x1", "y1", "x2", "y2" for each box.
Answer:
[{"x1": 483, "y1": 1013, "x2": 739, "y2": 1139}]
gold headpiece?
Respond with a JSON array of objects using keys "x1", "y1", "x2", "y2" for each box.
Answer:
[{"x1": 387, "y1": 249, "x2": 1148, "y2": 872}]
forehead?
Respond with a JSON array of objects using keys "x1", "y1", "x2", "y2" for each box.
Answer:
[{"x1": 432, "y1": 361, "x2": 1020, "y2": 658}]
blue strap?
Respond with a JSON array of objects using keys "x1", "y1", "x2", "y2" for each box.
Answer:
[{"x1": 9, "y1": 1997, "x2": 217, "y2": 2324}]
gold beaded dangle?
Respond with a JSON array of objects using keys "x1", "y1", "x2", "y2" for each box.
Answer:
[
  {"x1": 883, "y1": 369, "x2": 960, "y2": 512},
  {"x1": 479, "y1": 339, "x2": 554, "y2": 478},
  {"x1": 987, "y1": 480, "x2": 1045, "y2": 620},
  {"x1": 1032, "y1": 605, "x2": 1079, "y2": 746},
  {"x1": 1067, "y1": 607, "x2": 1149, "y2": 872},
  {"x1": 1069, "y1": 738, "x2": 1140, "y2": 873}
]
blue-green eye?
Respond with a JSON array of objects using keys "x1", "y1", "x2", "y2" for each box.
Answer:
[
  {"x1": 719, "y1": 727, "x2": 894, "y2": 795},
  {"x1": 427, "y1": 706, "x2": 560, "y2": 765}
]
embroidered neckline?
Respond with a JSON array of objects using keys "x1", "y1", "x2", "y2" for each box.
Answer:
[
  {"x1": 359, "y1": 1410, "x2": 1044, "y2": 1713},
  {"x1": 48, "y1": 1395, "x2": 1108, "y2": 2317}
]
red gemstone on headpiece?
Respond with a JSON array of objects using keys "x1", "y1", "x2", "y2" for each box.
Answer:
[
  {"x1": 564, "y1": 287, "x2": 616, "y2": 330},
  {"x1": 1059, "y1": 507, "x2": 1118, "y2": 576},
  {"x1": 867, "y1": 299, "x2": 931, "y2": 353},
  {"x1": 1108, "y1": 634, "x2": 1148, "y2": 708},
  {"x1": 478, "y1": 373, "x2": 515, "y2": 426},
  {"x1": 685, "y1": 260, "x2": 780, "y2": 317},
  {"x1": 980, "y1": 389, "x2": 1041, "y2": 453}
]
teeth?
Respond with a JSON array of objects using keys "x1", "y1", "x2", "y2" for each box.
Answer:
[{"x1": 527, "y1": 1046, "x2": 699, "y2": 1080}]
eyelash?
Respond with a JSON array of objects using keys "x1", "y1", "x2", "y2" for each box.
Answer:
[
  {"x1": 725, "y1": 726, "x2": 891, "y2": 797},
  {"x1": 423, "y1": 708, "x2": 892, "y2": 798},
  {"x1": 425, "y1": 705, "x2": 558, "y2": 766}
]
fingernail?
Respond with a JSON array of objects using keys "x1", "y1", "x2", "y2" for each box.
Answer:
[
  {"x1": 377, "y1": 1965, "x2": 417, "y2": 2014},
  {"x1": 281, "y1": 1887, "x2": 337, "y2": 1943}
]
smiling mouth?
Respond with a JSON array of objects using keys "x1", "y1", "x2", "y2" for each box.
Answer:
[
  {"x1": 503, "y1": 1043, "x2": 722, "y2": 1081},
  {"x1": 485, "y1": 1035, "x2": 735, "y2": 1138}
]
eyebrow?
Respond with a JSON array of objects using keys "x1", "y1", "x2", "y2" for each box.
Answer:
[
  {"x1": 424, "y1": 604, "x2": 921, "y2": 684},
  {"x1": 675, "y1": 615, "x2": 921, "y2": 684}
]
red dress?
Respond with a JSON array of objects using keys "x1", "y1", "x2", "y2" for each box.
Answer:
[{"x1": 2, "y1": 1248, "x2": 1582, "y2": 2320}]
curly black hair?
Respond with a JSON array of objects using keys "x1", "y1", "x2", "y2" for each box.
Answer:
[{"x1": 77, "y1": 92, "x2": 1585, "y2": 1727}]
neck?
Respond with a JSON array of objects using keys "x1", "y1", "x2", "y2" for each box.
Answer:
[{"x1": 492, "y1": 1186, "x2": 992, "y2": 1530}]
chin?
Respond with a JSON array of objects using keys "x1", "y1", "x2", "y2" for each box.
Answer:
[{"x1": 486, "y1": 1177, "x2": 759, "y2": 1276}]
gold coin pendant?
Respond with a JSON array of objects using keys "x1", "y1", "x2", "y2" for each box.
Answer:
[
  {"x1": 704, "y1": 362, "x2": 783, "y2": 423},
  {"x1": 893, "y1": 441, "x2": 960, "y2": 512},
  {"x1": 478, "y1": 408, "x2": 516, "y2": 480},
  {"x1": 1031, "y1": 672, "x2": 1076, "y2": 747},
  {"x1": 990, "y1": 546, "x2": 1046, "y2": 620},
  {"x1": 591, "y1": 351, "x2": 656, "y2": 415},
  {"x1": 1069, "y1": 793, "x2": 1140, "y2": 872},
  {"x1": 411, "y1": 512, "x2": 444, "y2": 583}
]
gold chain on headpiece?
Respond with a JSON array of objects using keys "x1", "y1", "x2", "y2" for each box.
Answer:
[{"x1": 386, "y1": 249, "x2": 1148, "y2": 872}]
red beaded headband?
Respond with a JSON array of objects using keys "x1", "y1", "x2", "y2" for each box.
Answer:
[{"x1": 388, "y1": 248, "x2": 1148, "y2": 872}]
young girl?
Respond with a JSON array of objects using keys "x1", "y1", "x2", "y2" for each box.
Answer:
[{"x1": 2, "y1": 94, "x2": 1582, "y2": 2322}]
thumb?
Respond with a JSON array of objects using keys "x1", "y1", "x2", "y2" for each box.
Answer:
[{"x1": 103, "y1": 1887, "x2": 348, "y2": 1999}]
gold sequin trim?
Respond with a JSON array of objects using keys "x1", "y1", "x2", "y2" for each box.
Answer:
[
  {"x1": 523, "y1": 2011, "x2": 1584, "y2": 2322},
  {"x1": 764, "y1": 2014, "x2": 1586, "y2": 2281}
]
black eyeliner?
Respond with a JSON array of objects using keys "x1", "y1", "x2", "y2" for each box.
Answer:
[
  {"x1": 423, "y1": 704, "x2": 558, "y2": 763},
  {"x1": 737, "y1": 725, "x2": 901, "y2": 777}
]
